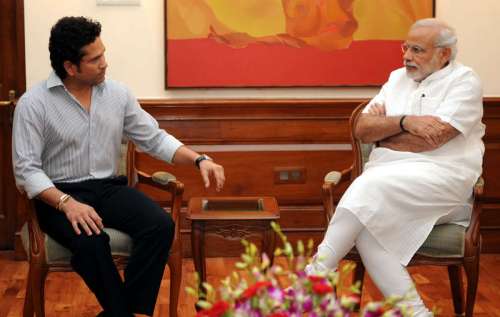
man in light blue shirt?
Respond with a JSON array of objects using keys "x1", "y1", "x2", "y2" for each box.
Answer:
[{"x1": 13, "y1": 16, "x2": 225, "y2": 317}]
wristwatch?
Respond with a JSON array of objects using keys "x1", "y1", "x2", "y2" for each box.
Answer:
[{"x1": 195, "y1": 154, "x2": 212, "y2": 169}]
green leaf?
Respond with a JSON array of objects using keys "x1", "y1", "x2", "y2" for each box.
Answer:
[
  {"x1": 231, "y1": 271, "x2": 240, "y2": 282},
  {"x1": 284, "y1": 243, "x2": 293, "y2": 256},
  {"x1": 185, "y1": 287, "x2": 197, "y2": 296},
  {"x1": 196, "y1": 300, "x2": 212, "y2": 310},
  {"x1": 307, "y1": 239, "x2": 314, "y2": 250},
  {"x1": 241, "y1": 254, "x2": 253, "y2": 263},
  {"x1": 271, "y1": 221, "x2": 279, "y2": 231},
  {"x1": 202, "y1": 282, "x2": 214, "y2": 293},
  {"x1": 297, "y1": 240, "x2": 304, "y2": 255},
  {"x1": 349, "y1": 281, "x2": 361, "y2": 294},
  {"x1": 235, "y1": 262, "x2": 248, "y2": 269},
  {"x1": 249, "y1": 243, "x2": 258, "y2": 256}
]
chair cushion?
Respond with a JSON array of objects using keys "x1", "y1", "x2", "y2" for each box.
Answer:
[
  {"x1": 417, "y1": 223, "x2": 465, "y2": 258},
  {"x1": 360, "y1": 143, "x2": 373, "y2": 167},
  {"x1": 118, "y1": 143, "x2": 128, "y2": 176},
  {"x1": 21, "y1": 223, "x2": 133, "y2": 264},
  {"x1": 357, "y1": 143, "x2": 466, "y2": 258}
]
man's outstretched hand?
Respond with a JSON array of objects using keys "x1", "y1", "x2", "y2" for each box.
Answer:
[{"x1": 199, "y1": 160, "x2": 225, "y2": 192}]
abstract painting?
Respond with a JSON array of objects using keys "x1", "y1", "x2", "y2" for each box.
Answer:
[{"x1": 165, "y1": 0, "x2": 434, "y2": 87}]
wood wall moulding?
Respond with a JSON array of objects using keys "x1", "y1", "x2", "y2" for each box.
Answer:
[{"x1": 141, "y1": 99, "x2": 363, "y2": 144}]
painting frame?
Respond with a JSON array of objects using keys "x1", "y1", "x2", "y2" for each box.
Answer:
[{"x1": 164, "y1": 0, "x2": 435, "y2": 89}]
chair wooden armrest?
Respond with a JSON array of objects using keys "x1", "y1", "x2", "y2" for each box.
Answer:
[
  {"x1": 25, "y1": 198, "x2": 47, "y2": 266},
  {"x1": 473, "y1": 176, "x2": 484, "y2": 197},
  {"x1": 136, "y1": 170, "x2": 184, "y2": 242},
  {"x1": 465, "y1": 177, "x2": 484, "y2": 255},
  {"x1": 322, "y1": 165, "x2": 353, "y2": 223}
]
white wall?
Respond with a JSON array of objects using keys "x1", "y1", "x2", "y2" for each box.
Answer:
[{"x1": 24, "y1": 0, "x2": 500, "y2": 98}]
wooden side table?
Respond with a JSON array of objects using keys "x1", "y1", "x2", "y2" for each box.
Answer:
[{"x1": 187, "y1": 196, "x2": 280, "y2": 284}]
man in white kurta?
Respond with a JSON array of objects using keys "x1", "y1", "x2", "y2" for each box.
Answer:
[{"x1": 306, "y1": 19, "x2": 484, "y2": 317}]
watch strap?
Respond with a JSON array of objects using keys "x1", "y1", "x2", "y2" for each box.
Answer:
[{"x1": 195, "y1": 154, "x2": 212, "y2": 169}]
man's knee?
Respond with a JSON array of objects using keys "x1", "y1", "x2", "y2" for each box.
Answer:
[
  {"x1": 157, "y1": 212, "x2": 175, "y2": 242},
  {"x1": 72, "y1": 232, "x2": 111, "y2": 255}
]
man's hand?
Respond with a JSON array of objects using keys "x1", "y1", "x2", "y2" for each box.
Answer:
[
  {"x1": 61, "y1": 198, "x2": 104, "y2": 235},
  {"x1": 403, "y1": 115, "x2": 449, "y2": 147},
  {"x1": 368, "y1": 103, "x2": 386, "y2": 116},
  {"x1": 199, "y1": 160, "x2": 225, "y2": 192}
]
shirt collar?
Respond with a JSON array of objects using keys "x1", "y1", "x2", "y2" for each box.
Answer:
[
  {"x1": 46, "y1": 71, "x2": 107, "y2": 91},
  {"x1": 46, "y1": 71, "x2": 64, "y2": 89}
]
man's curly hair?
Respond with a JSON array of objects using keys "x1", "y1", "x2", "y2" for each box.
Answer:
[{"x1": 49, "y1": 16, "x2": 101, "y2": 80}]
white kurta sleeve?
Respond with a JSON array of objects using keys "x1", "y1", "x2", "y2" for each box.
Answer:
[
  {"x1": 364, "y1": 83, "x2": 388, "y2": 114},
  {"x1": 433, "y1": 71, "x2": 483, "y2": 137},
  {"x1": 363, "y1": 68, "x2": 403, "y2": 114}
]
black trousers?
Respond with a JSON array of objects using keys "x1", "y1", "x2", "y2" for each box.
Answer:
[{"x1": 35, "y1": 177, "x2": 175, "y2": 317}]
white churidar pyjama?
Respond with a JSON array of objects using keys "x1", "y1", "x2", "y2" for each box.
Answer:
[{"x1": 307, "y1": 207, "x2": 433, "y2": 317}]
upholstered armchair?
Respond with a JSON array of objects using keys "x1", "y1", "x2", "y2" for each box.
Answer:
[
  {"x1": 21, "y1": 142, "x2": 184, "y2": 317},
  {"x1": 322, "y1": 103, "x2": 483, "y2": 317}
]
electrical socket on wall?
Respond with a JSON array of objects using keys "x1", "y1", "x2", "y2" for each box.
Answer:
[
  {"x1": 96, "y1": 0, "x2": 140, "y2": 6},
  {"x1": 274, "y1": 167, "x2": 306, "y2": 184}
]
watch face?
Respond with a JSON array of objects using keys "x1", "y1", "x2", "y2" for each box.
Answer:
[{"x1": 195, "y1": 154, "x2": 212, "y2": 168}]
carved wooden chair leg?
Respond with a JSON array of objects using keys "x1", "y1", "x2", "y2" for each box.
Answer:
[
  {"x1": 32, "y1": 263, "x2": 48, "y2": 317},
  {"x1": 168, "y1": 249, "x2": 182, "y2": 317},
  {"x1": 23, "y1": 268, "x2": 34, "y2": 317},
  {"x1": 352, "y1": 262, "x2": 365, "y2": 312},
  {"x1": 447, "y1": 264, "x2": 465, "y2": 315},
  {"x1": 263, "y1": 226, "x2": 276, "y2": 266},
  {"x1": 464, "y1": 255, "x2": 481, "y2": 317}
]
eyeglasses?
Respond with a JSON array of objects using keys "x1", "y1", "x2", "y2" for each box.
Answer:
[
  {"x1": 401, "y1": 43, "x2": 446, "y2": 56},
  {"x1": 401, "y1": 43, "x2": 428, "y2": 55}
]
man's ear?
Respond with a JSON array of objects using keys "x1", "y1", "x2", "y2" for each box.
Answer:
[
  {"x1": 440, "y1": 47, "x2": 452, "y2": 63},
  {"x1": 63, "y1": 61, "x2": 77, "y2": 77}
]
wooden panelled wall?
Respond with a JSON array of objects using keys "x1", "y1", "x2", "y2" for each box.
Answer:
[
  {"x1": 2, "y1": 98, "x2": 500, "y2": 256},
  {"x1": 0, "y1": 102, "x2": 16, "y2": 250},
  {"x1": 133, "y1": 98, "x2": 500, "y2": 257}
]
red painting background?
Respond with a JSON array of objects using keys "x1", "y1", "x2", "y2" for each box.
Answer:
[{"x1": 167, "y1": 38, "x2": 402, "y2": 87}]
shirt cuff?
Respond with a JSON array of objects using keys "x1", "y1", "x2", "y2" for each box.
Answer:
[
  {"x1": 438, "y1": 115, "x2": 467, "y2": 137},
  {"x1": 158, "y1": 135, "x2": 184, "y2": 164},
  {"x1": 24, "y1": 172, "x2": 55, "y2": 199}
]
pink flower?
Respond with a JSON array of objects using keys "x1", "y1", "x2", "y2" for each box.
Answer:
[{"x1": 269, "y1": 313, "x2": 288, "y2": 317}]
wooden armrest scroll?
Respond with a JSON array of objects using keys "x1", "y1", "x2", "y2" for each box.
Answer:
[
  {"x1": 25, "y1": 197, "x2": 47, "y2": 262},
  {"x1": 465, "y1": 176, "x2": 484, "y2": 252},
  {"x1": 322, "y1": 166, "x2": 354, "y2": 223},
  {"x1": 136, "y1": 170, "x2": 184, "y2": 242},
  {"x1": 473, "y1": 176, "x2": 484, "y2": 197},
  {"x1": 324, "y1": 166, "x2": 353, "y2": 185},
  {"x1": 136, "y1": 170, "x2": 183, "y2": 194}
]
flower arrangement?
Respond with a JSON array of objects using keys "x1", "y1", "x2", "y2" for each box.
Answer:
[{"x1": 187, "y1": 222, "x2": 412, "y2": 317}]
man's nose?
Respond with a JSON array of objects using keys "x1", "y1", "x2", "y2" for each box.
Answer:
[
  {"x1": 403, "y1": 50, "x2": 413, "y2": 61},
  {"x1": 100, "y1": 57, "x2": 107, "y2": 69}
]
